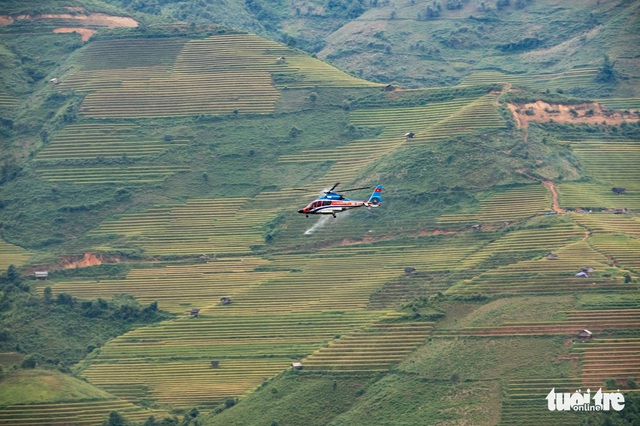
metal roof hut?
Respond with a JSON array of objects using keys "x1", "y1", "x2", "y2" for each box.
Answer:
[
  {"x1": 404, "y1": 132, "x2": 415, "y2": 139},
  {"x1": 34, "y1": 271, "x2": 49, "y2": 280},
  {"x1": 220, "y1": 297, "x2": 232, "y2": 305},
  {"x1": 291, "y1": 362, "x2": 303, "y2": 370},
  {"x1": 404, "y1": 267, "x2": 416, "y2": 275},
  {"x1": 190, "y1": 308, "x2": 200, "y2": 317},
  {"x1": 546, "y1": 253, "x2": 559, "y2": 260},
  {"x1": 49, "y1": 78, "x2": 60, "y2": 85},
  {"x1": 612, "y1": 187, "x2": 626, "y2": 195},
  {"x1": 578, "y1": 329, "x2": 593, "y2": 339}
]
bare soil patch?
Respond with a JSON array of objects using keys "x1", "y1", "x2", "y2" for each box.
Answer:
[
  {"x1": 0, "y1": 12, "x2": 137, "y2": 28},
  {"x1": 53, "y1": 27, "x2": 96, "y2": 41},
  {"x1": 62, "y1": 253, "x2": 119, "y2": 269},
  {"x1": 507, "y1": 101, "x2": 640, "y2": 129},
  {"x1": 542, "y1": 181, "x2": 566, "y2": 214}
]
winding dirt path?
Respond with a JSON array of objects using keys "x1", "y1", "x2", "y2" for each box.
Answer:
[{"x1": 542, "y1": 181, "x2": 565, "y2": 214}]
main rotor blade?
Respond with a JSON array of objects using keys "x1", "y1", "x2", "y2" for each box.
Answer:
[
  {"x1": 339, "y1": 186, "x2": 371, "y2": 192},
  {"x1": 325, "y1": 182, "x2": 340, "y2": 193}
]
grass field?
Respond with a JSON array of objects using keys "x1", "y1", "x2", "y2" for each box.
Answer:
[
  {"x1": 0, "y1": 370, "x2": 167, "y2": 425},
  {"x1": 0, "y1": 237, "x2": 30, "y2": 269}
]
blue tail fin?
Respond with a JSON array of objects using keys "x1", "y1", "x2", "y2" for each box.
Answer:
[{"x1": 367, "y1": 185, "x2": 383, "y2": 206}]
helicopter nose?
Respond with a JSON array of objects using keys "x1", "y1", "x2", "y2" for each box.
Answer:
[{"x1": 298, "y1": 209, "x2": 304, "y2": 213}]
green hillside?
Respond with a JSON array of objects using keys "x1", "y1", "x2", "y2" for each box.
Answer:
[
  {"x1": 0, "y1": 369, "x2": 170, "y2": 425},
  {"x1": 0, "y1": 1, "x2": 639, "y2": 425}
]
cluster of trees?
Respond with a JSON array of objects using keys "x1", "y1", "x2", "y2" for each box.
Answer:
[
  {"x1": 0, "y1": 265, "x2": 169, "y2": 368},
  {"x1": 418, "y1": 0, "x2": 533, "y2": 18},
  {"x1": 102, "y1": 408, "x2": 200, "y2": 426}
]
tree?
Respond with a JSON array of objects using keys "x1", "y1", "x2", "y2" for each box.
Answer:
[
  {"x1": 20, "y1": 355, "x2": 37, "y2": 369},
  {"x1": 43, "y1": 286, "x2": 53, "y2": 304},
  {"x1": 103, "y1": 411, "x2": 127, "y2": 426},
  {"x1": 496, "y1": 0, "x2": 510, "y2": 10},
  {"x1": 596, "y1": 55, "x2": 617, "y2": 83},
  {"x1": 6, "y1": 265, "x2": 18, "y2": 283},
  {"x1": 56, "y1": 293, "x2": 75, "y2": 307}
]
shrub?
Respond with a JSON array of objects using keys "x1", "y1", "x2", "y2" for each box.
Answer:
[{"x1": 20, "y1": 354, "x2": 37, "y2": 369}]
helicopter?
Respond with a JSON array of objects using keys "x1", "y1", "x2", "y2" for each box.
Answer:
[{"x1": 297, "y1": 183, "x2": 383, "y2": 218}]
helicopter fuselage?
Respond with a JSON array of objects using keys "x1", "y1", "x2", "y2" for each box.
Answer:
[{"x1": 298, "y1": 186, "x2": 382, "y2": 218}]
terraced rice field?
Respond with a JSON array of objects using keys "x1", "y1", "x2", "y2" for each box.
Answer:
[
  {"x1": 0, "y1": 238, "x2": 30, "y2": 269},
  {"x1": 435, "y1": 309, "x2": 640, "y2": 337},
  {"x1": 349, "y1": 94, "x2": 503, "y2": 144},
  {"x1": 89, "y1": 198, "x2": 274, "y2": 255},
  {"x1": 588, "y1": 233, "x2": 640, "y2": 273},
  {"x1": 594, "y1": 98, "x2": 640, "y2": 110},
  {"x1": 67, "y1": 237, "x2": 485, "y2": 408},
  {"x1": 500, "y1": 378, "x2": 582, "y2": 426},
  {"x1": 555, "y1": 138, "x2": 640, "y2": 209},
  {"x1": 451, "y1": 238, "x2": 631, "y2": 294},
  {"x1": 83, "y1": 358, "x2": 291, "y2": 408},
  {"x1": 48, "y1": 258, "x2": 287, "y2": 313},
  {"x1": 566, "y1": 139, "x2": 640, "y2": 189},
  {"x1": 0, "y1": 400, "x2": 166, "y2": 426},
  {"x1": 572, "y1": 213, "x2": 640, "y2": 239},
  {"x1": 60, "y1": 34, "x2": 377, "y2": 118},
  {"x1": 302, "y1": 320, "x2": 433, "y2": 372},
  {"x1": 279, "y1": 93, "x2": 504, "y2": 186},
  {"x1": 557, "y1": 182, "x2": 640, "y2": 210},
  {"x1": 36, "y1": 164, "x2": 189, "y2": 184},
  {"x1": 439, "y1": 184, "x2": 552, "y2": 226},
  {"x1": 80, "y1": 310, "x2": 389, "y2": 408},
  {"x1": 574, "y1": 337, "x2": 640, "y2": 390},
  {"x1": 458, "y1": 68, "x2": 599, "y2": 91},
  {"x1": 72, "y1": 38, "x2": 188, "y2": 70},
  {"x1": 0, "y1": 90, "x2": 17, "y2": 110},
  {"x1": 35, "y1": 123, "x2": 188, "y2": 161}
]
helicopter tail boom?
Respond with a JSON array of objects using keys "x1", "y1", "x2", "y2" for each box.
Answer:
[{"x1": 365, "y1": 185, "x2": 383, "y2": 207}]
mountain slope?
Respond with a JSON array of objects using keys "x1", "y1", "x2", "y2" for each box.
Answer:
[{"x1": 0, "y1": 3, "x2": 638, "y2": 426}]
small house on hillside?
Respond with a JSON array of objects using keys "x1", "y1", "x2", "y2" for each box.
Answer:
[
  {"x1": 578, "y1": 329, "x2": 593, "y2": 339},
  {"x1": 613, "y1": 208, "x2": 627, "y2": 214},
  {"x1": 383, "y1": 84, "x2": 396, "y2": 92},
  {"x1": 190, "y1": 308, "x2": 200, "y2": 317},
  {"x1": 34, "y1": 271, "x2": 49, "y2": 280},
  {"x1": 404, "y1": 267, "x2": 416, "y2": 275},
  {"x1": 277, "y1": 56, "x2": 286, "y2": 64},
  {"x1": 49, "y1": 78, "x2": 60, "y2": 85},
  {"x1": 291, "y1": 362, "x2": 303, "y2": 370},
  {"x1": 404, "y1": 132, "x2": 415, "y2": 139},
  {"x1": 612, "y1": 187, "x2": 626, "y2": 195},
  {"x1": 471, "y1": 224, "x2": 481, "y2": 232},
  {"x1": 220, "y1": 297, "x2": 232, "y2": 305},
  {"x1": 575, "y1": 271, "x2": 589, "y2": 278},
  {"x1": 546, "y1": 253, "x2": 559, "y2": 260},
  {"x1": 210, "y1": 360, "x2": 219, "y2": 368}
]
